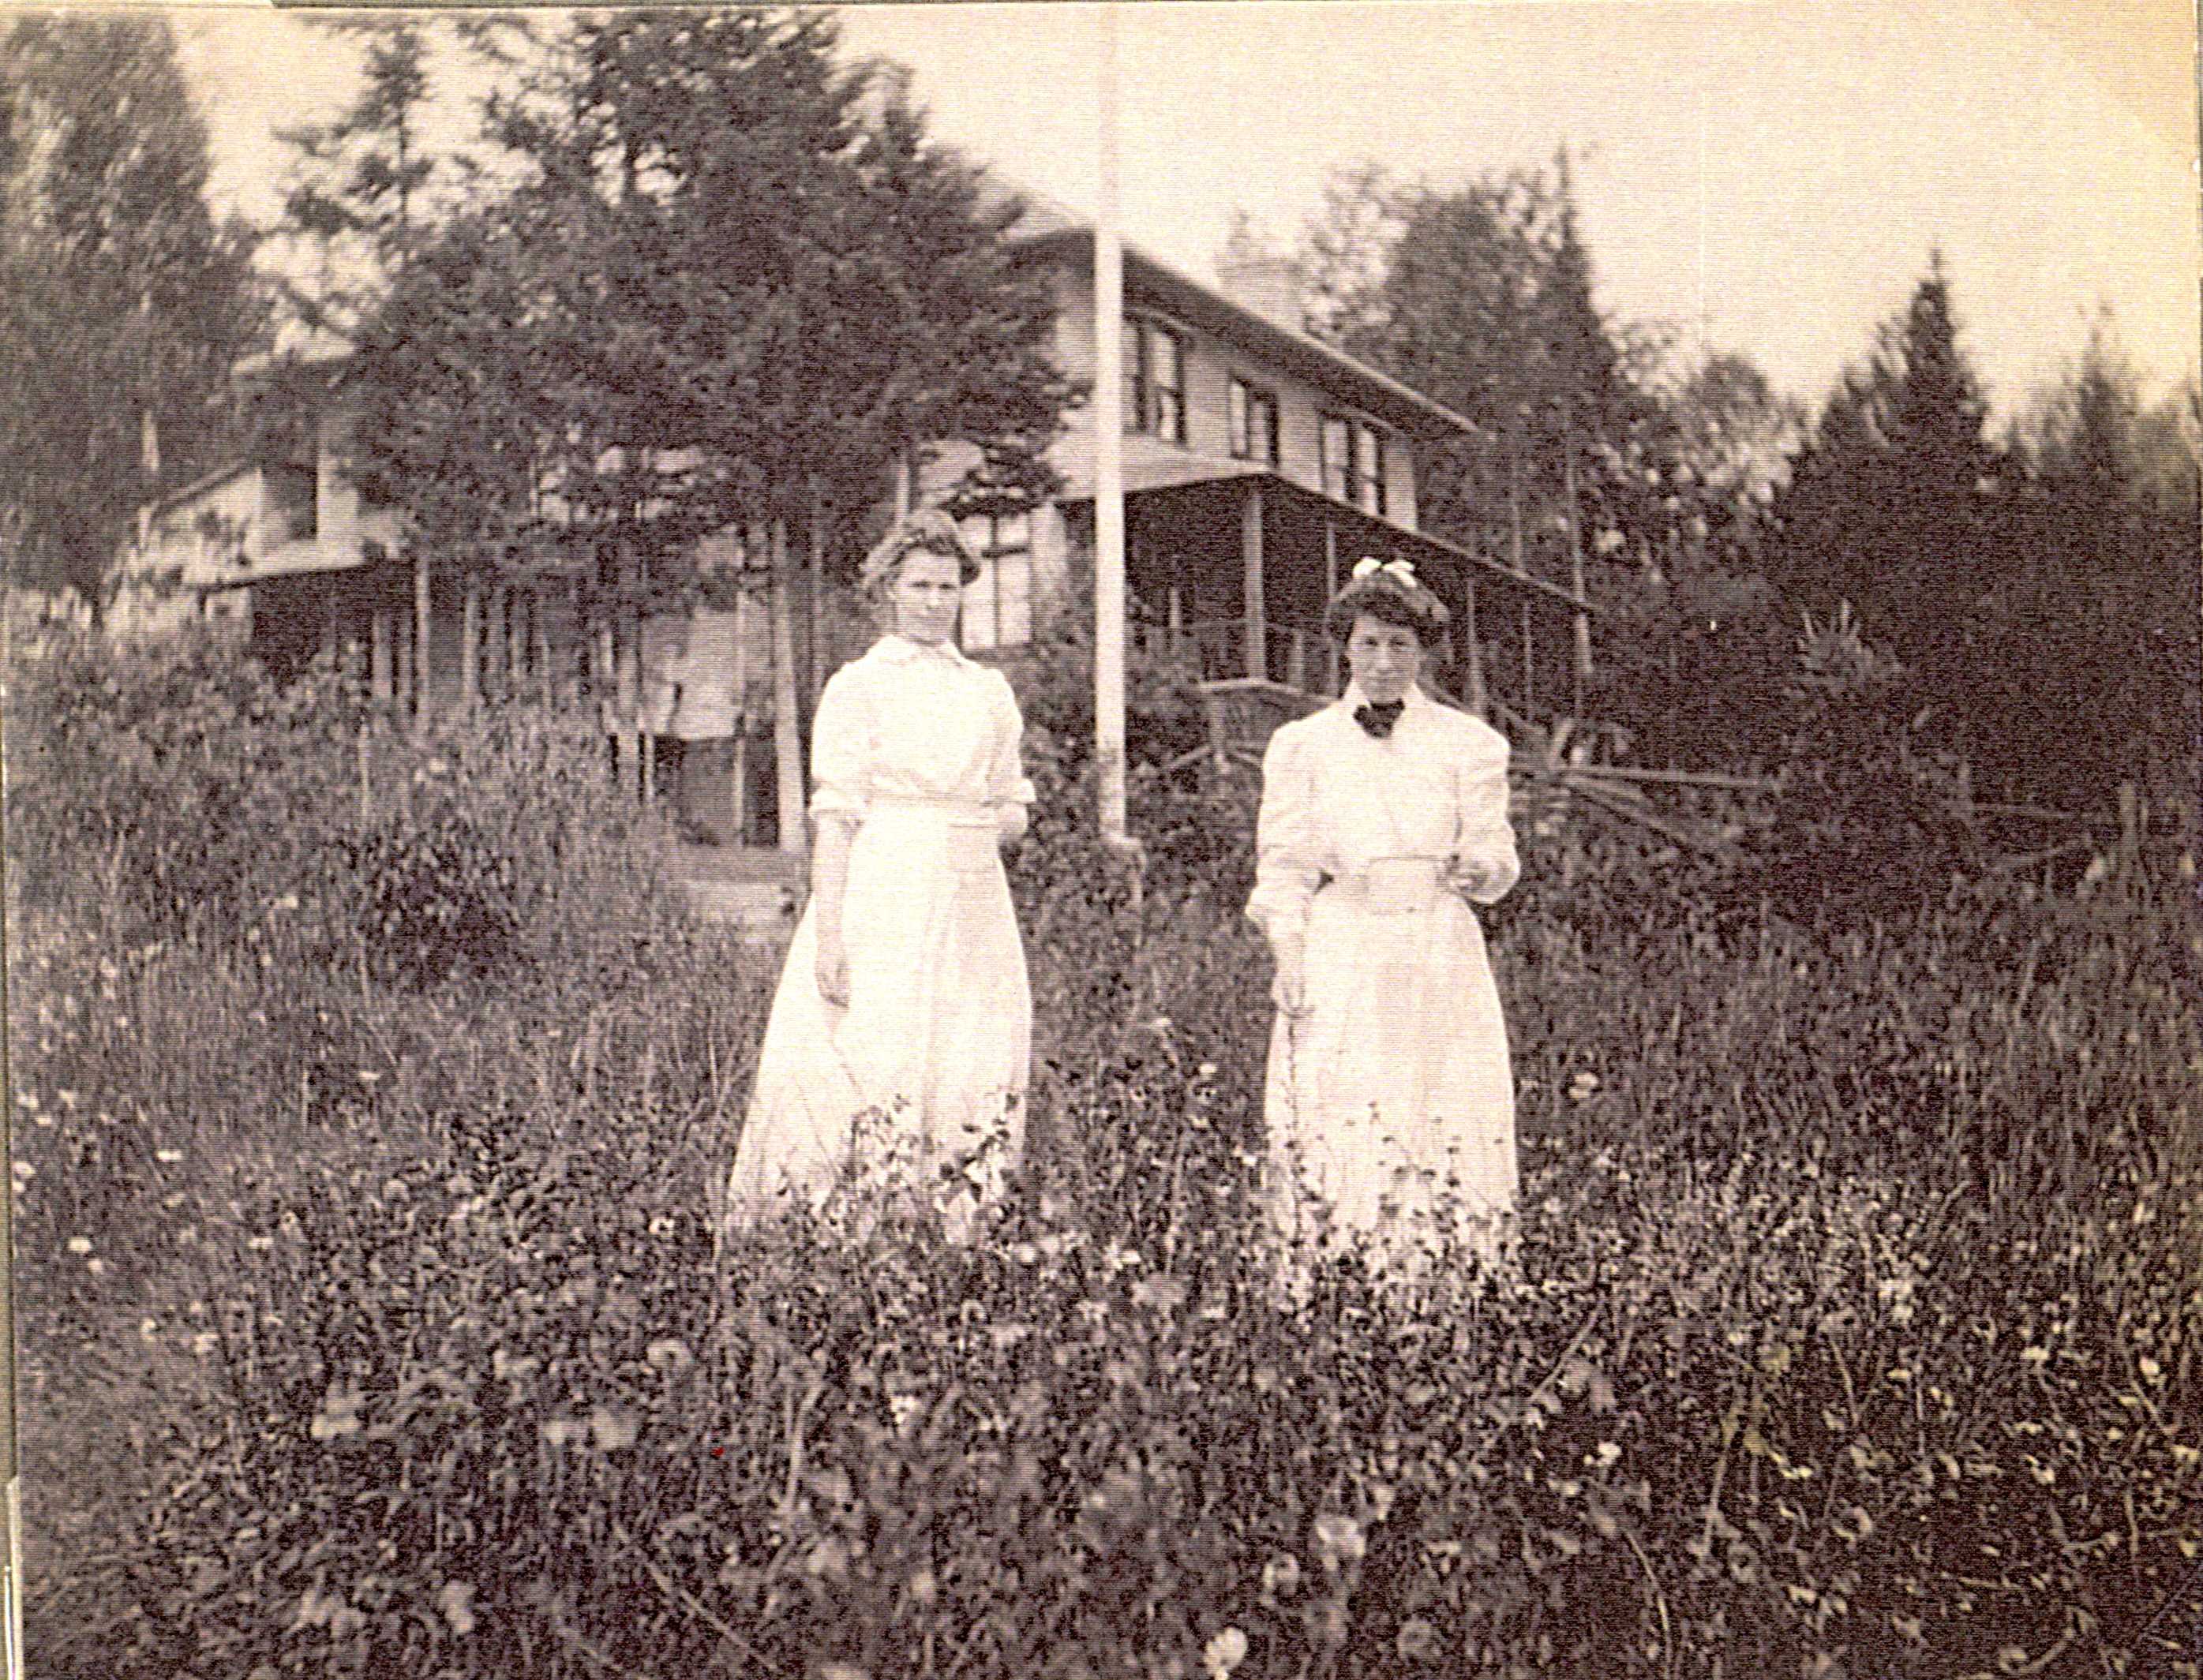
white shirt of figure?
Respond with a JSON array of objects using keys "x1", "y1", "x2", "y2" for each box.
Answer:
[{"x1": 807, "y1": 634, "x2": 1036, "y2": 825}]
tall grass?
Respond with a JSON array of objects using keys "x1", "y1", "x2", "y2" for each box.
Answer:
[{"x1": 8, "y1": 634, "x2": 2198, "y2": 1679}]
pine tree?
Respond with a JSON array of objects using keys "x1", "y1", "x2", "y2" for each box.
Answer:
[
  {"x1": 1770, "y1": 255, "x2": 2003, "y2": 688},
  {"x1": 343, "y1": 7, "x2": 1074, "y2": 846},
  {"x1": 0, "y1": 13, "x2": 264, "y2": 619}
]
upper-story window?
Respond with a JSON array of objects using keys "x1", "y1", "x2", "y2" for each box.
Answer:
[
  {"x1": 1123, "y1": 316, "x2": 1188, "y2": 446},
  {"x1": 1361, "y1": 425, "x2": 1388, "y2": 518},
  {"x1": 1228, "y1": 376, "x2": 1280, "y2": 466},
  {"x1": 1321, "y1": 413, "x2": 1392, "y2": 518},
  {"x1": 1320, "y1": 413, "x2": 1358, "y2": 503},
  {"x1": 957, "y1": 507, "x2": 1034, "y2": 651}
]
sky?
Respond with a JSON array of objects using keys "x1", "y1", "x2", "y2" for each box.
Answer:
[{"x1": 165, "y1": 0, "x2": 2200, "y2": 424}]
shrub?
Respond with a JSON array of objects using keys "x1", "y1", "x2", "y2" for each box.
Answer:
[
  {"x1": 338, "y1": 810, "x2": 527, "y2": 989},
  {"x1": 12, "y1": 631, "x2": 2198, "y2": 1680}
]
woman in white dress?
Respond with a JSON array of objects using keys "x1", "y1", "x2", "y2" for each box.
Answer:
[
  {"x1": 1246, "y1": 558, "x2": 1521, "y2": 1279},
  {"x1": 725, "y1": 510, "x2": 1035, "y2": 1243}
]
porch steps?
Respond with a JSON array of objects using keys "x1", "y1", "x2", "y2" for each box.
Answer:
[
  {"x1": 677, "y1": 877, "x2": 800, "y2": 940},
  {"x1": 670, "y1": 843, "x2": 804, "y2": 942}
]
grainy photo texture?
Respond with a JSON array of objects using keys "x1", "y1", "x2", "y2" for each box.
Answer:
[{"x1": 2, "y1": 4, "x2": 2198, "y2": 1676}]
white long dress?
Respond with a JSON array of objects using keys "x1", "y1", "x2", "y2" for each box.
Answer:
[
  {"x1": 725, "y1": 634, "x2": 1034, "y2": 1240},
  {"x1": 1246, "y1": 682, "x2": 1521, "y2": 1274}
]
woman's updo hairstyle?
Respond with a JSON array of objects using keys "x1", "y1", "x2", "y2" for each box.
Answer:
[
  {"x1": 1324, "y1": 556, "x2": 1452, "y2": 649},
  {"x1": 859, "y1": 507, "x2": 982, "y2": 607}
]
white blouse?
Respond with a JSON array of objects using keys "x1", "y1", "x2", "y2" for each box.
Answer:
[
  {"x1": 1247, "y1": 682, "x2": 1519, "y2": 949},
  {"x1": 807, "y1": 634, "x2": 1036, "y2": 831}
]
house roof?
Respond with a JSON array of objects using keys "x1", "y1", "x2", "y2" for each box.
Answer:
[
  {"x1": 988, "y1": 179, "x2": 1478, "y2": 442},
  {"x1": 1054, "y1": 454, "x2": 1594, "y2": 616},
  {"x1": 140, "y1": 459, "x2": 260, "y2": 525},
  {"x1": 1055, "y1": 436, "x2": 1271, "y2": 500}
]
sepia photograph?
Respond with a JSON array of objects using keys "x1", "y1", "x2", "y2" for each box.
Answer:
[{"x1": 2, "y1": 1, "x2": 2197, "y2": 1674}]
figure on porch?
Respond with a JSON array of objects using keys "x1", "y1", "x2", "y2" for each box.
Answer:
[
  {"x1": 1247, "y1": 558, "x2": 1522, "y2": 1285},
  {"x1": 724, "y1": 509, "x2": 1035, "y2": 1244}
]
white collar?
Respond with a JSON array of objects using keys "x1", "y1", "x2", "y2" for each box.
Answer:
[{"x1": 875, "y1": 632, "x2": 970, "y2": 667}]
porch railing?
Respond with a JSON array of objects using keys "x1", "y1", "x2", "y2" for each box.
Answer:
[{"x1": 1133, "y1": 617, "x2": 1335, "y2": 694}]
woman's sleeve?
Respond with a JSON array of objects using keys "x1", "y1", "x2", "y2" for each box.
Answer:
[
  {"x1": 1456, "y1": 732, "x2": 1520, "y2": 905},
  {"x1": 986, "y1": 673, "x2": 1036, "y2": 810},
  {"x1": 806, "y1": 665, "x2": 870, "y2": 824},
  {"x1": 1246, "y1": 724, "x2": 1324, "y2": 948}
]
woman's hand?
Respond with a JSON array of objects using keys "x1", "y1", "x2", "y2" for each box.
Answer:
[
  {"x1": 815, "y1": 931, "x2": 851, "y2": 1009},
  {"x1": 1446, "y1": 855, "x2": 1495, "y2": 901},
  {"x1": 1269, "y1": 938, "x2": 1309, "y2": 1020}
]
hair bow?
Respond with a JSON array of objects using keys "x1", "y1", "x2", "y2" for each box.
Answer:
[{"x1": 1351, "y1": 556, "x2": 1420, "y2": 589}]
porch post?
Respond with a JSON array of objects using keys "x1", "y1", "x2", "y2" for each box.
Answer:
[
  {"x1": 413, "y1": 553, "x2": 432, "y2": 736},
  {"x1": 1241, "y1": 477, "x2": 1265, "y2": 681},
  {"x1": 1323, "y1": 517, "x2": 1339, "y2": 691},
  {"x1": 369, "y1": 601, "x2": 392, "y2": 705}
]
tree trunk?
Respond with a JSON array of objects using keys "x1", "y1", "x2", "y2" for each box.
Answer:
[{"x1": 770, "y1": 517, "x2": 807, "y2": 858}]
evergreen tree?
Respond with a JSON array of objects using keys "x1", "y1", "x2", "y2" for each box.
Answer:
[
  {"x1": 1770, "y1": 254, "x2": 2003, "y2": 689},
  {"x1": 0, "y1": 13, "x2": 264, "y2": 619},
  {"x1": 1963, "y1": 322, "x2": 2199, "y2": 807},
  {"x1": 343, "y1": 8, "x2": 1074, "y2": 847},
  {"x1": 1299, "y1": 153, "x2": 1664, "y2": 601}
]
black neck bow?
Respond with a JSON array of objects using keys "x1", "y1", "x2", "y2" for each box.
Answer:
[{"x1": 1353, "y1": 698, "x2": 1406, "y2": 739}]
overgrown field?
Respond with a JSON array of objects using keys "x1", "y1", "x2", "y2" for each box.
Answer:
[{"x1": 8, "y1": 637, "x2": 2200, "y2": 1679}]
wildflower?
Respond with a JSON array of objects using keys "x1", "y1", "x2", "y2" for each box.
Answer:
[
  {"x1": 357, "y1": 1070, "x2": 381, "y2": 1086},
  {"x1": 819, "y1": 1665, "x2": 870, "y2": 1680},
  {"x1": 436, "y1": 1581, "x2": 477, "y2": 1637},
  {"x1": 645, "y1": 1338, "x2": 695, "y2": 1373},
  {"x1": 310, "y1": 1385, "x2": 364, "y2": 1440},
  {"x1": 1396, "y1": 1618, "x2": 1441, "y2": 1662},
  {"x1": 2021, "y1": 1345, "x2": 2049, "y2": 1367},
  {"x1": 2140, "y1": 1356, "x2": 2164, "y2": 1383},
  {"x1": 55, "y1": 1091, "x2": 78, "y2": 1112},
  {"x1": 1567, "y1": 1071, "x2": 1601, "y2": 1102},
  {"x1": 14, "y1": 1093, "x2": 35, "y2": 1113},
  {"x1": 246, "y1": 1236, "x2": 275, "y2": 1253},
  {"x1": 66, "y1": 1237, "x2": 91, "y2": 1255},
  {"x1": 1131, "y1": 1275, "x2": 1187, "y2": 1314},
  {"x1": 588, "y1": 1405, "x2": 639, "y2": 1452},
  {"x1": 1202, "y1": 1627, "x2": 1249, "y2": 1679},
  {"x1": 155, "y1": 1148, "x2": 182, "y2": 1165},
  {"x1": 541, "y1": 1417, "x2": 583, "y2": 1449},
  {"x1": 8, "y1": 1162, "x2": 29, "y2": 1181},
  {"x1": 1011, "y1": 1240, "x2": 1040, "y2": 1266},
  {"x1": 1313, "y1": 1512, "x2": 1366, "y2": 1568},
  {"x1": 1261, "y1": 1554, "x2": 1302, "y2": 1596},
  {"x1": 139, "y1": 1317, "x2": 159, "y2": 1341},
  {"x1": 908, "y1": 1569, "x2": 939, "y2": 1608},
  {"x1": 1588, "y1": 1440, "x2": 1622, "y2": 1469},
  {"x1": 190, "y1": 1332, "x2": 219, "y2": 1357}
]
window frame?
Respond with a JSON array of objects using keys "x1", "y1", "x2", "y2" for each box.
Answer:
[
  {"x1": 1360, "y1": 421, "x2": 1389, "y2": 518},
  {"x1": 1320, "y1": 410, "x2": 1359, "y2": 504},
  {"x1": 1229, "y1": 375, "x2": 1281, "y2": 467},
  {"x1": 957, "y1": 507, "x2": 1036, "y2": 653},
  {"x1": 1125, "y1": 314, "x2": 1190, "y2": 447}
]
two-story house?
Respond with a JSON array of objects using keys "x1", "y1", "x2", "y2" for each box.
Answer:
[{"x1": 118, "y1": 187, "x2": 1590, "y2": 848}]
